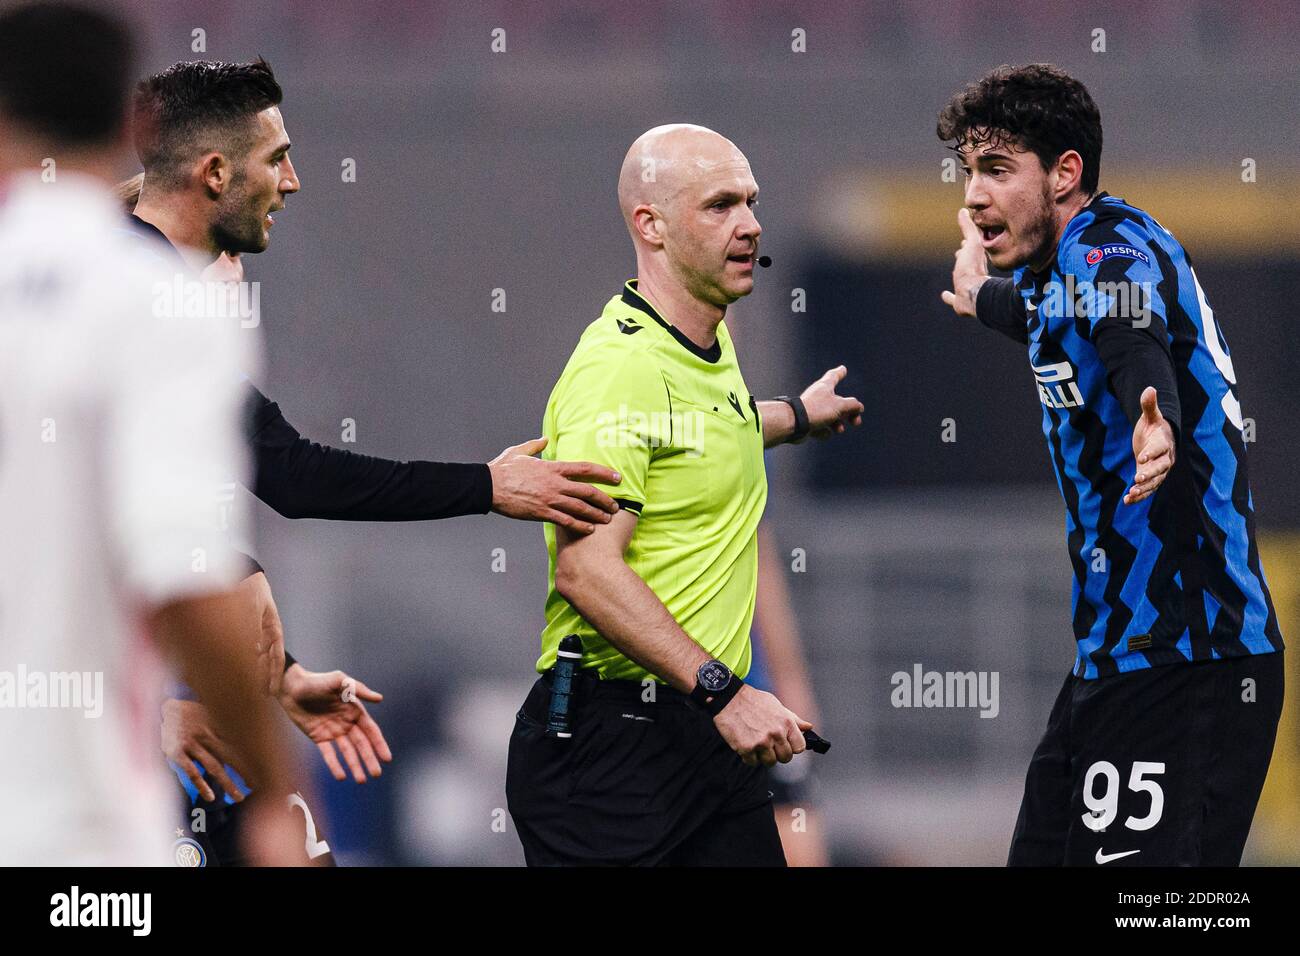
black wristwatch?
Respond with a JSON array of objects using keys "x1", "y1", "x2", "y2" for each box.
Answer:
[
  {"x1": 774, "y1": 394, "x2": 810, "y2": 443},
  {"x1": 690, "y1": 660, "x2": 744, "y2": 716}
]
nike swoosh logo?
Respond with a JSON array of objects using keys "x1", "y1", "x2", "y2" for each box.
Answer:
[{"x1": 1095, "y1": 848, "x2": 1140, "y2": 864}]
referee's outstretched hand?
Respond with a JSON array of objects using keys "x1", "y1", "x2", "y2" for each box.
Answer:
[
  {"x1": 713, "y1": 684, "x2": 812, "y2": 768},
  {"x1": 800, "y1": 366, "x2": 864, "y2": 438},
  {"x1": 1124, "y1": 387, "x2": 1176, "y2": 505},
  {"x1": 488, "y1": 437, "x2": 621, "y2": 534}
]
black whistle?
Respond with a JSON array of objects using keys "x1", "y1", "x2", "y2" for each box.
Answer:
[
  {"x1": 546, "y1": 634, "x2": 584, "y2": 738},
  {"x1": 803, "y1": 729, "x2": 830, "y2": 754}
]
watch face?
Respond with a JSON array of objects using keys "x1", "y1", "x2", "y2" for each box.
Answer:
[{"x1": 698, "y1": 660, "x2": 732, "y2": 693}]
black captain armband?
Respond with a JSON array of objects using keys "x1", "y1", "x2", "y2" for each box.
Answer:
[{"x1": 773, "y1": 395, "x2": 810, "y2": 443}]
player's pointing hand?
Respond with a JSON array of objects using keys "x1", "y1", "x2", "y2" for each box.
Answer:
[
  {"x1": 941, "y1": 208, "x2": 990, "y2": 319},
  {"x1": 800, "y1": 365, "x2": 864, "y2": 437},
  {"x1": 1124, "y1": 387, "x2": 1176, "y2": 505},
  {"x1": 488, "y1": 436, "x2": 622, "y2": 534}
]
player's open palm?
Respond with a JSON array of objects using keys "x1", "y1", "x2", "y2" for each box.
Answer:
[
  {"x1": 1125, "y1": 386, "x2": 1176, "y2": 505},
  {"x1": 488, "y1": 436, "x2": 622, "y2": 534},
  {"x1": 278, "y1": 665, "x2": 393, "y2": 783},
  {"x1": 800, "y1": 366, "x2": 864, "y2": 437}
]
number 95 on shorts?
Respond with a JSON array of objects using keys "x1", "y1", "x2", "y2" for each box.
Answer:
[{"x1": 1008, "y1": 652, "x2": 1284, "y2": 866}]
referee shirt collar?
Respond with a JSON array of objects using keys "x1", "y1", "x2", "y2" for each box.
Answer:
[{"x1": 621, "y1": 279, "x2": 722, "y2": 364}]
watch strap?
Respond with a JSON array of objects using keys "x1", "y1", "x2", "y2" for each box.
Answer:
[{"x1": 775, "y1": 394, "x2": 811, "y2": 443}]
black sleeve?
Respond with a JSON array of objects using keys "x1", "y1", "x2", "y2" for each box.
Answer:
[
  {"x1": 1092, "y1": 319, "x2": 1182, "y2": 444},
  {"x1": 974, "y1": 277, "x2": 1029, "y2": 343},
  {"x1": 243, "y1": 382, "x2": 494, "y2": 521}
]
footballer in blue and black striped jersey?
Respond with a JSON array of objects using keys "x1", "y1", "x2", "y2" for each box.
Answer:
[
  {"x1": 986, "y1": 190, "x2": 1281, "y2": 679},
  {"x1": 938, "y1": 64, "x2": 1284, "y2": 866}
]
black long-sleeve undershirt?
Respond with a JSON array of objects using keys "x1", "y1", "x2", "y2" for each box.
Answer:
[{"x1": 244, "y1": 382, "x2": 493, "y2": 520}]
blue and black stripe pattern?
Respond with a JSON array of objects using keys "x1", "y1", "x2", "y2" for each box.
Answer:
[{"x1": 1013, "y1": 193, "x2": 1282, "y2": 678}]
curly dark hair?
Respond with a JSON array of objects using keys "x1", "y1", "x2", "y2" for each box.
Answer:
[
  {"x1": 133, "y1": 59, "x2": 283, "y2": 188},
  {"x1": 937, "y1": 63, "x2": 1103, "y2": 195}
]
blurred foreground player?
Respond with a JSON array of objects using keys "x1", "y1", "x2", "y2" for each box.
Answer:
[
  {"x1": 506, "y1": 124, "x2": 862, "y2": 865},
  {"x1": 0, "y1": 1, "x2": 301, "y2": 865},
  {"x1": 938, "y1": 64, "x2": 1284, "y2": 865},
  {"x1": 116, "y1": 176, "x2": 389, "y2": 864}
]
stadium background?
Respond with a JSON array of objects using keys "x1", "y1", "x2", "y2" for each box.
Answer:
[{"x1": 119, "y1": 0, "x2": 1298, "y2": 864}]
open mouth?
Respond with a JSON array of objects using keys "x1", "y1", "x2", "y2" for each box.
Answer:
[
  {"x1": 978, "y1": 223, "x2": 1006, "y2": 246},
  {"x1": 727, "y1": 252, "x2": 754, "y2": 266}
]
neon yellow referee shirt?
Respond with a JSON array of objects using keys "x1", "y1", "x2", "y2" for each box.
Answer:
[{"x1": 536, "y1": 280, "x2": 768, "y2": 682}]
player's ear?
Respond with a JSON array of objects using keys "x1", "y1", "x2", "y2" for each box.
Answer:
[
  {"x1": 198, "y1": 152, "x2": 228, "y2": 197},
  {"x1": 1053, "y1": 149, "x2": 1085, "y2": 202}
]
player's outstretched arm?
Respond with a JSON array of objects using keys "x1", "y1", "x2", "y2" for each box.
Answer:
[
  {"x1": 488, "y1": 436, "x2": 622, "y2": 534},
  {"x1": 247, "y1": 387, "x2": 620, "y2": 533},
  {"x1": 758, "y1": 366, "x2": 863, "y2": 448},
  {"x1": 278, "y1": 664, "x2": 392, "y2": 783},
  {"x1": 239, "y1": 571, "x2": 286, "y2": 695},
  {"x1": 554, "y1": 513, "x2": 811, "y2": 767},
  {"x1": 1124, "y1": 387, "x2": 1176, "y2": 505}
]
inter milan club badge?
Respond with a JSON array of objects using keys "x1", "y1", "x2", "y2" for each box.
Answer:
[{"x1": 173, "y1": 837, "x2": 206, "y2": 867}]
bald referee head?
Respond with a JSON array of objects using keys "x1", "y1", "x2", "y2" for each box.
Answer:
[{"x1": 617, "y1": 124, "x2": 762, "y2": 313}]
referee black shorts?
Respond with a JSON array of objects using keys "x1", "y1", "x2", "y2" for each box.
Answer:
[
  {"x1": 1009, "y1": 651, "x2": 1284, "y2": 866},
  {"x1": 506, "y1": 670, "x2": 786, "y2": 866}
]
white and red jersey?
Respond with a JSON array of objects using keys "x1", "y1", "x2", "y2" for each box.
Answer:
[{"x1": 0, "y1": 172, "x2": 256, "y2": 864}]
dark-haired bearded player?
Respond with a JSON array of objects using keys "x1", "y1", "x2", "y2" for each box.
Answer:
[
  {"x1": 123, "y1": 58, "x2": 623, "y2": 864},
  {"x1": 938, "y1": 64, "x2": 1283, "y2": 866}
]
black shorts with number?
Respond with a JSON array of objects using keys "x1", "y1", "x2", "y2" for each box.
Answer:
[
  {"x1": 506, "y1": 671, "x2": 786, "y2": 867},
  {"x1": 1009, "y1": 652, "x2": 1284, "y2": 866},
  {"x1": 172, "y1": 784, "x2": 337, "y2": 867}
]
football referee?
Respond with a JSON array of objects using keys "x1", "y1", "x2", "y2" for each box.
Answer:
[{"x1": 506, "y1": 124, "x2": 863, "y2": 866}]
